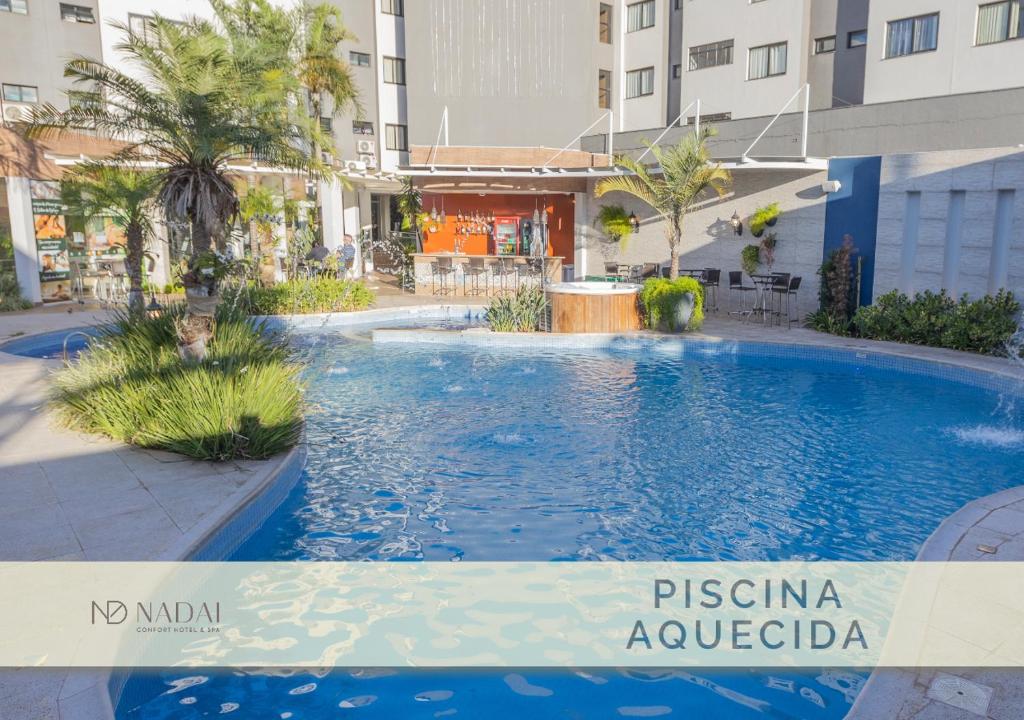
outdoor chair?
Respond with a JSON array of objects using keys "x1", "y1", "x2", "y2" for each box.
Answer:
[
  {"x1": 604, "y1": 262, "x2": 622, "y2": 281},
  {"x1": 430, "y1": 257, "x2": 456, "y2": 296},
  {"x1": 701, "y1": 268, "x2": 721, "y2": 313},
  {"x1": 771, "y1": 276, "x2": 802, "y2": 328},
  {"x1": 640, "y1": 263, "x2": 660, "y2": 280},
  {"x1": 727, "y1": 271, "x2": 755, "y2": 317},
  {"x1": 463, "y1": 257, "x2": 488, "y2": 296},
  {"x1": 517, "y1": 258, "x2": 544, "y2": 290},
  {"x1": 492, "y1": 257, "x2": 518, "y2": 295}
]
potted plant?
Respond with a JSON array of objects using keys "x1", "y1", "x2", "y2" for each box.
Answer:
[
  {"x1": 749, "y1": 202, "x2": 781, "y2": 237},
  {"x1": 741, "y1": 244, "x2": 761, "y2": 276},
  {"x1": 595, "y1": 204, "x2": 634, "y2": 247}
]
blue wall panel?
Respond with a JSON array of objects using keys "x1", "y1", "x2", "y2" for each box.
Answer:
[{"x1": 823, "y1": 156, "x2": 881, "y2": 307}]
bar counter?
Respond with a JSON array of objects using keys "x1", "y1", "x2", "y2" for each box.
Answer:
[{"x1": 411, "y1": 253, "x2": 564, "y2": 297}]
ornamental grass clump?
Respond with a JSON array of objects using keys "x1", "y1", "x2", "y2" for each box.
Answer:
[
  {"x1": 485, "y1": 287, "x2": 548, "y2": 332},
  {"x1": 51, "y1": 303, "x2": 303, "y2": 461},
  {"x1": 639, "y1": 277, "x2": 705, "y2": 332}
]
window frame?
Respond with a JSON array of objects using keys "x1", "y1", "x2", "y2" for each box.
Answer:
[
  {"x1": 380, "y1": 0, "x2": 403, "y2": 17},
  {"x1": 59, "y1": 2, "x2": 94, "y2": 23},
  {"x1": 814, "y1": 35, "x2": 837, "y2": 54},
  {"x1": 884, "y1": 13, "x2": 940, "y2": 58},
  {"x1": 349, "y1": 51, "x2": 371, "y2": 67},
  {"x1": 0, "y1": 0, "x2": 29, "y2": 15},
  {"x1": 382, "y1": 56, "x2": 406, "y2": 85},
  {"x1": 747, "y1": 41, "x2": 788, "y2": 80},
  {"x1": 2, "y1": 83, "x2": 39, "y2": 103},
  {"x1": 352, "y1": 120, "x2": 375, "y2": 136},
  {"x1": 625, "y1": 0, "x2": 655, "y2": 33},
  {"x1": 848, "y1": 29, "x2": 868, "y2": 48},
  {"x1": 688, "y1": 39, "x2": 735, "y2": 71},
  {"x1": 976, "y1": 0, "x2": 1024, "y2": 45},
  {"x1": 384, "y1": 123, "x2": 408, "y2": 152},
  {"x1": 599, "y1": 3, "x2": 612, "y2": 43},
  {"x1": 624, "y1": 66, "x2": 655, "y2": 99}
]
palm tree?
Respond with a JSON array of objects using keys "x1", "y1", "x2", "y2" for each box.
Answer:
[
  {"x1": 297, "y1": 3, "x2": 362, "y2": 138},
  {"x1": 596, "y1": 129, "x2": 731, "y2": 280},
  {"x1": 24, "y1": 11, "x2": 330, "y2": 261},
  {"x1": 61, "y1": 163, "x2": 160, "y2": 315}
]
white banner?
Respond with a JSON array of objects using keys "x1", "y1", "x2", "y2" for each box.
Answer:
[{"x1": 0, "y1": 562, "x2": 1021, "y2": 668}]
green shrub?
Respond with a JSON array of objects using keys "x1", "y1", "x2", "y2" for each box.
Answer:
[
  {"x1": 51, "y1": 303, "x2": 303, "y2": 460},
  {"x1": 485, "y1": 287, "x2": 548, "y2": 332},
  {"x1": 749, "y1": 202, "x2": 780, "y2": 236},
  {"x1": 226, "y1": 278, "x2": 375, "y2": 315},
  {"x1": 810, "y1": 237, "x2": 857, "y2": 334},
  {"x1": 852, "y1": 289, "x2": 1020, "y2": 355},
  {"x1": 0, "y1": 272, "x2": 32, "y2": 312},
  {"x1": 639, "y1": 276, "x2": 704, "y2": 332},
  {"x1": 740, "y1": 244, "x2": 761, "y2": 276}
]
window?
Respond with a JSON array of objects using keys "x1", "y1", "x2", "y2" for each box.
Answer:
[
  {"x1": 385, "y1": 123, "x2": 408, "y2": 151},
  {"x1": 598, "y1": 69, "x2": 611, "y2": 109},
  {"x1": 885, "y1": 13, "x2": 939, "y2": 57},
  {"x1": 0, "y1": 0, "x2": 28, "y2": 14},
  {"x1": 748, "y1": 42, "x2": 787, "y2": 79},
  {"x1": 672, "y1": 63, "x2": 682, "y2": 79},
  {"x1": 349, "y1": 51, "x2": 371, "y2": 67},
  {"x1": 319, "y1": 117, "x2": 333, "y2": 132},
  {"x1": 353, "y1": 120, "x2": 374, "y2": 135},
  {"x1": 599, "y1": 3, "x2": 612, "y2": 43},
  {"x1": 814, "y1": 35, "x2": 836, "y2": 54},
  {"x1": 626, "y1": 0, "x2": 654, "y2": 32},
  {"x1": 848, "y1": 29, "x2": 867, "y2": 47},
  {"x1": 60, "y1": 3, "x2": 93, "y2": 22},
  {"x1": 688, "y1": 39, "x2": 734, "y2": 70},
  {"x1": 68, "y1": 89, "x2": 101, "y2": 108},
  {"x1": 977, "y1": 1, "x2": 1023, "y2": 45},
  {"x1": 2, "y1": 84, "x2": 38, "y2": 103},
  {"x1": 382, "y1": 56, "x2": 405, "y2": 85},
  {"x1": 381, "y1": 0, "x2": 402, "y2": 16},
  {"x1": 128, "y1": 13, "x2": 157, "y2": 42},
  {"x1": 625, "y1": 67, "x2": 654, "y2": 98}
]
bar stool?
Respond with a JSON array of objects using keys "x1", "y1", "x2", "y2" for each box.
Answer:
[
  {"x1": 463, "y1": 257, "x2": 488, "y2": 296},
  {"x1": 727, "y1": 270, "x2": 755, "y2": 317},
  {"x1": 430, "y1": 257, "x2": 456, "y2": 296},
  {"x1": 517, "y1": 258, "x2": 543, "y2": 290},
  {"x1": 701, "y1": 268, "x2": 721, "y2": 313},
  {"x1": 491, "y1": 257, "x2": 518, "y2": 296},
  {"x1": 771, "y1": 276, "x2": 802, "y2": 328}
]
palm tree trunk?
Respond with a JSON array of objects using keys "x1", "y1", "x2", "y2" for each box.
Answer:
[
  {"x1": 668, "y1": 218, "x2": 682, "y2": 280},
  {"x1": 125, "y1": 223, "x2": 145, "y2": 316},
  {"x1": 191, "y1": 217, "x2": 213, "y2": 256}
]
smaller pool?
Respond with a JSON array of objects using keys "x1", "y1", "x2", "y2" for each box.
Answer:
[{"x1": 0, "y1": 327, "x2": 101, "y2": 359}]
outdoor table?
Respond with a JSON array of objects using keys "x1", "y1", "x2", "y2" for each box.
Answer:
[
  {"x1": 680, "y1": 268, "x2": 706, "y2": 280},
  {"x1": 748, "y1": 274, "x2": 780, "y2": 325}
]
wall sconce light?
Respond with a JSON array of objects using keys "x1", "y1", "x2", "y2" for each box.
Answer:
[
  {"x1": 629, "y1": 212, "x2": 640, "y2": 234},
  {"x1": 730, "y1": 211, "x2": 743, "y2": 236}
]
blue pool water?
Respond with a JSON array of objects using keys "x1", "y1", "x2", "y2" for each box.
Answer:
[
  {"x1": 0, "y1": 327, "x2": 99, "y2": 359},
  {"x1": 118, "y1": 330, "x2": 1024, "y2": 719}
]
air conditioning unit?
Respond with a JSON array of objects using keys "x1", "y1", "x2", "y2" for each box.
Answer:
[
  {"x1": 2, "y1": 103, "x2": 32, "y2": 124},
  {"x1": 345, "y1": 159, "x2": 367, "y2": 172},
  {"x1": 359, "y1": 153, "x2": 377, "y2": 168},
  {"x1": 356, "y1": 139, "x2": 376, "y2": 154}
]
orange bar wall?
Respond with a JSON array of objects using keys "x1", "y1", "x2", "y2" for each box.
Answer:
[{"x1": 420, "y1": 193, "x2": 575, "y2": 261}]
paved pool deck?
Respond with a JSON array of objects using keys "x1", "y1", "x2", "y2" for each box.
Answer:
[{"x1": 0, "y1": 300, "x2": 1022, "y2": 720}]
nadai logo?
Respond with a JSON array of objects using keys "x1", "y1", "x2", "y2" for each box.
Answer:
[
  {"x1": 90, "y1": 600, "x2": 221, "y2": 631},
  {"x1": 92, "y1": 600, "x2": 128, "y2": 625}
]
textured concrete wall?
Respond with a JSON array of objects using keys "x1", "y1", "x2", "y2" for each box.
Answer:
[
  {"x1": 873, "y1": 148, "x2": 1024, "y2": 301},
  {"x1": 582, "y1": 87, "x2": 1024, "y2": 160},
  {"x1": 582, "y1": 168, "x2": 828, "y2": 317}
]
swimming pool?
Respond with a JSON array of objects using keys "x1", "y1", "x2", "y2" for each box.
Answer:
[
  {"x1": 0, "y1": 327, "x2": 100, "y2": 359},
  {"x1": 117, "y1": 328, "x2": 1024, "y2": 719}
]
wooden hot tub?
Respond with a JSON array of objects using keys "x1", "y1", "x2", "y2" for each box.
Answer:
[{"x1": 547, "y1": 282, "x2": 644, "y2": 333}]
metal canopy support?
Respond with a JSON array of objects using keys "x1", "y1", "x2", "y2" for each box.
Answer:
[
  {"x1": 427, "y1": 106, "x2": 449, "y2": 170},
  {"x1": 636, "y1": 98, "x2": 702, "y2": 163},
  {"x1": 741, "y1": 83, "x2": 811, "y2": 163},
  {"x1": 543, "y1": 112, "x2": 613, "y2": 169}
]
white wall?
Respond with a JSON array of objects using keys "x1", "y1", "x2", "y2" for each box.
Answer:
[
  {"x1": 873, "y1": 147, "x2": 1024, "y2": 301},
  {"x1": 373, "y1": 5, "x2": 407, "y2": 171},
  {"x1": 679, "y1": 0, "x2": 812, "y2": 121},
  {"x1": 863, "y1": 0, "x2": 1024, "y2": 105},
  {"x1": 619, "y1": 0, "x2": 670, "y2": 132},
  {"x1": 584, "y1": 166, "x2": 829, "y2": 315}
]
